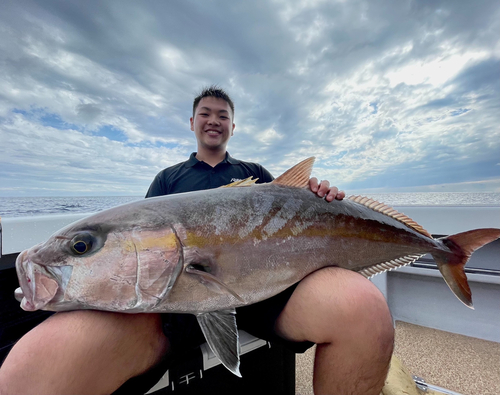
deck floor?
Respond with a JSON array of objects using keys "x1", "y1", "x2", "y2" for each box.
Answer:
[{"x1": 295, "y1": 321, "x2": 500, "y2": 395}]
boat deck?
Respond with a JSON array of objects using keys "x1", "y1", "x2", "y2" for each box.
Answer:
[{"x1": 296, "y1": 321, "x2": 500, "y2": 395}]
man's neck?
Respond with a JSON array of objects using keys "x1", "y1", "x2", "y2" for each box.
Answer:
[{"x1": 195, "y1": 149, "x2": 227, "y2": 167}]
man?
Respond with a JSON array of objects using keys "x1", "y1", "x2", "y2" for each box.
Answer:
[{"x1": 0, "y1": 87, "x2": 394, "y2": 395}]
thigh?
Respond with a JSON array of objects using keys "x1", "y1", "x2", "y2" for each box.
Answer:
[
  {"x1": 236, "y1": 283, "x2": 314, "y2": 353},
  {"x1": 0, "y1": 310, "x2": 168, "y2": 395}
]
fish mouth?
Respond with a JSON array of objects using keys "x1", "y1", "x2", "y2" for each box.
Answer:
[{"x1": 15, "y1": 250, "x2": 65, "y2": 311}]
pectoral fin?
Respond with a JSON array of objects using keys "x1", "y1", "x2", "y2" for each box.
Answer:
[
  {"x1": 186, "y1": 265, "x2": 244, "y2": 303},
  {"x1": 196, "y1": 309, "x2": 241, "y2": 377}
]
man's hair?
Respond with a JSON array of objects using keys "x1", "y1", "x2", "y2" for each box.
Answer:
[{"x1": 193, "y1": 85, "x2": 235, "y2": 119}]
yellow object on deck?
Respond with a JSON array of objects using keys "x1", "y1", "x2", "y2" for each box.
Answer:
[{"x1": 381, "y1": 355, "x2": 446, "y2": 395}]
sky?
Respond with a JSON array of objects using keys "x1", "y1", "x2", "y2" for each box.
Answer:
[{"x1": 0, "y1": 0, "x2": 499, "y2": 197}]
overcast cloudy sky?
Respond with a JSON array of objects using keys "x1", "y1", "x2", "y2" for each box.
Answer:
[{"x1": 1, "y1": 0, "x2": 499, "y2": 197}]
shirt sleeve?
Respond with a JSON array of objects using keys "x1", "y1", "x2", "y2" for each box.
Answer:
[
  {"x1": 145, "y1": 174, "x2": 166, "y2": 198},
  {"x1": 258, "y1": 165, "x2": 274, "y2": 183}
]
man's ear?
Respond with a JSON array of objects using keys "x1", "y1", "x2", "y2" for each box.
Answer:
[
  {"x1": 231, "y1": 123, "x2": 235, "y2": 136},
  {"x1": 190, "y1": 117, "x2": 194, "y2": 131}
]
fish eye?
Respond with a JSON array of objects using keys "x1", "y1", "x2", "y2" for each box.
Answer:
[
  {"x1": 70, "y1": 234, "x2": 94, "y2": 255},
  {"x1": 72, "y1": 241, "x2": 89, "y2": 254}
]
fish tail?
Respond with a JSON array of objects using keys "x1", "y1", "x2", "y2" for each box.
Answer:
[{"x1": 432, "y1": 228, "x2": 500, "y2": 309}]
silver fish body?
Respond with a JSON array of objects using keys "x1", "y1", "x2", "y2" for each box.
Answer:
[
  {"x1": 16, "y1": 184, "x2": 440, "y2": 313},
  {"x1": 14, "y1": 158, "x2": 500, "y2": 376}
]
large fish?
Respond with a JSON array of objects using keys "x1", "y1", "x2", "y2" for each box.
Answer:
[{"x1": 14, "y1": 158, "x2": 500, "y2": 376}]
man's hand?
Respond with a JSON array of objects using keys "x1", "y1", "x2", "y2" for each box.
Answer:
[{"x1": 309, "y1": 178, "x2": 345, "y2": 202}]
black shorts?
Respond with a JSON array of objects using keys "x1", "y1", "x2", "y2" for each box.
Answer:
[
  {"x1": 113, "y1": 284, "x2": 313, "y2": 394},
  {"x1": 161, "y1": 283, "x2": 314, "y2": 356}
]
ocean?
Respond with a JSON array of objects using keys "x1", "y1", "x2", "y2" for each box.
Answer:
[
  {"x1": 1, "y1": 193, "x2": 500, "y2": 218},
  {"x1": 0, "y1": 196, "x2": 142, "y2": 218}
]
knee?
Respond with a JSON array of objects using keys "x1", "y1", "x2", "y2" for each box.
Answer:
[
  {"x1": 283, "y1": 268, "x2": 394, "y2": 348},
  {"x1": 328, "y1": 269, "x2": 394, "y2": 346},
  {"x1": 352, "y1": 276, "x2": 395, "y2": 355}
]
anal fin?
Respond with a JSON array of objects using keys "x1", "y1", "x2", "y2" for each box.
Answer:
[{"x1": 196, "y1": 309, "x2": 241, "y2": 377}]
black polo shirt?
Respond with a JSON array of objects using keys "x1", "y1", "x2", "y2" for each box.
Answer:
[{"x1": 145, "y1": 152, "x2": 274, "y2": 198}]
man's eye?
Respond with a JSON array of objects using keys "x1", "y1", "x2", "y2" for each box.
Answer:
[{"x1": 220, "y1": 116, "x2": 228, "y2": 120}]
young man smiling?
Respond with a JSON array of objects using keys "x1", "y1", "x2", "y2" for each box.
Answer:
[
  {"x1": 145, "y1": 86, "x2": 394, "y2": 395},
  {"x1": 192, "y1": 94, "x2": 235, "y2": 166},
  {"x1": 0, "y1": 87, "x2": 394, "y2": 395}
]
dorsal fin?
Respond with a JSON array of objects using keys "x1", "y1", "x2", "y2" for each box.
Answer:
[
  {"x1": 272, "y1": 157, "x2": 315, "y2": 188},
  {"x1": 220, "y1": 177, "x2": 259, "y2": 188},
  {"x1": 348, "y1": 195, "x2": 433, "y2": 238}
]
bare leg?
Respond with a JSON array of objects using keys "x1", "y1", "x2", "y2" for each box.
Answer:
[
  {"x1": 276, "y1": 267, "x2": 394, "y2": 395},
  {"x1": 0, "y1": 310, "x2": 168, "y2": 395}
]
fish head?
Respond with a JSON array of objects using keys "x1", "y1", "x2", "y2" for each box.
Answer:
[{"x1": 16, "y1": 219, "x2": 182, "y2": 312}]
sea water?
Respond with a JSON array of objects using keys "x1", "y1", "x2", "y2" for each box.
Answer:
[
  {"x1": 1, "y1": 193, "x2": 500, "y2": 218},
  {"x1": 0, "y1": 196, "x2": 142, "y2": 218}
]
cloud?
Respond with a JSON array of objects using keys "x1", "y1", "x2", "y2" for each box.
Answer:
[
  {"x1": 0, "y1": 0, "x2": 499, "y2": 197},
  {"x1": 0, "y1": 112, "x2": 188, "y2": 196}
]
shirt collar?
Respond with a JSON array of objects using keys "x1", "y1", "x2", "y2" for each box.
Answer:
[
  {"x1": 226, "y1": 152, "x2": 241, "y2": 164},
  {"x1": 185, "y1": 152, "x2": 240, "y2": 167},
  {"x1": 185, "y1": 152, "x2": 199, "y2": 168}
]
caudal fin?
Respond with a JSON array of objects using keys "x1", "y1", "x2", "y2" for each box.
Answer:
[{"x1": 432, "y1": 228, "x2": 500, "y2": 309}]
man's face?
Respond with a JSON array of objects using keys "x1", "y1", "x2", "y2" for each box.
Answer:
[{"x1": 190, "y1": 97, "x2": 235, "y2": 151}]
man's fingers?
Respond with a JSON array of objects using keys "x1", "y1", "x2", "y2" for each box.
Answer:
[
  {"x1": 317, "y1": 180, "x2": 330, "y2": 197},
  {"x1": 309, "y1": 178, "x2": 345, "y2": 201},
  {"x1": 309, "y1": 177, "x2": 320, "y2": 192},
  {"x1": 324, "y1": 186, "x2": 337, "y2": 201},
  {"x1": 326, "y1": 189, "x2": 345, "y2": 202}
]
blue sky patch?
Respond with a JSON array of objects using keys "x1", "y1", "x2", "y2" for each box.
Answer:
[
  {"x1": 369, "y1": 102, "x2": 378, "y2": 114},
  {"x1": 95, "y1": 125, "x2": 128, "y2": 142},
  {"x1": 450, "y1": 108, "x2": 470, "y2": 117},
  {"x1": 40, "y1": 112, "x2": 77, "y2": 130},
  {"x1": 13, "y1": 108, "x2": 79, "y2": 130}
]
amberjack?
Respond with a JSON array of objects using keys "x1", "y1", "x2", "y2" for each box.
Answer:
[{"x1": 14, "y1": 158, "x2": 500, "y2": 376}]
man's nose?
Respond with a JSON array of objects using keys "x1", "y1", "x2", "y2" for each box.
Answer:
[{"x1": 207, "y1": 116, "x2": 220, "y2": 125}]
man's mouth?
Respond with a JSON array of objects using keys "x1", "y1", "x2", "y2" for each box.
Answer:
[{"x1": 205, "y1": 129, "x2": 221, "y2": 135}]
